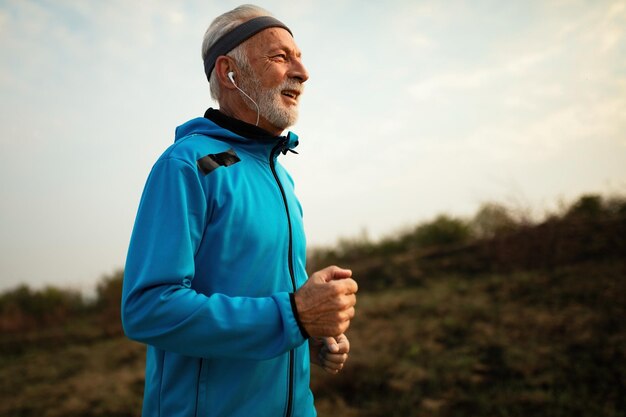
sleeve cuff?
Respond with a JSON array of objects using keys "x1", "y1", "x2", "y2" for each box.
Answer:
[{"x1": 289, "y1": 292, "x2": 310, "y2": 340}]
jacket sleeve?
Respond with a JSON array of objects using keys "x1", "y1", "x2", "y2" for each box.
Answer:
[{"x1": 121, "y1": 157, "x2": 306, "y2": 360}]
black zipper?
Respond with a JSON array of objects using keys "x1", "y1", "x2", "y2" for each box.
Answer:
[{"x1": 270, "y1": 139, "x2": 296, "y2": 417}]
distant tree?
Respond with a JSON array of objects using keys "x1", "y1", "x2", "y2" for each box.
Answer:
[
  {"x1": 410, "y1": 215, "x2": 471, "y2": 248},
  {"x1": 0, "y1": 284, "x2": 84, "y2": 331},
  {"x1": 471, "y1": 202, "x2": 518, "y2": 239},
  {"x1": 566, "y1": 194, "x2": 604, "y2": 219},
  {"x1": 38, "y1": 286, "x2": 84, "y2": 323},
  {"x1": 96, "y1": 270, "x2": 124, "y2": 309},
  {"x1": 95, "y1": 270, "x2": 124, "y2": 335}
]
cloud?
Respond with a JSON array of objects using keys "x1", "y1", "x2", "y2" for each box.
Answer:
[
  {"x1": 408, "y1": 46, "x2": 555, "y2": 102},
  {"x1": 408, "y1": 69, "x2": 492, "y2": 102}
]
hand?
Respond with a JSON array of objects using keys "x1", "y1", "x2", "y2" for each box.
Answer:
[
  {"x1": 294, "y1": 266, "x2": 358, "y2": 338},
  {"x1": 310, "y1": 334, "x2": 350, "y2": 374}
]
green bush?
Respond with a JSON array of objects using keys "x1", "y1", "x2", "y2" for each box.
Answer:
[
  {"x1": 470, "y1": 202, "x2": 519, "y2": 239},
  {"x1": 0, "y1": 284, "x2": 84, "y2": 332},
  {"x1": 566, "y1": 194, "x2": 604, "y2": 219},
  {"x1": 409, "y1": 214, "x2": 471, "y2": 248},
  {"x1": 565, "y1": 193, "x2": 626, "y2": 219},
  {"x1": 95, "y1": 270, "x2": 124, "y2": 335}
]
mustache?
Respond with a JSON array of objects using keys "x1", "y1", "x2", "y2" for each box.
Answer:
[{"x1": 277, "y1": 79, "x2": 304, "y2": 94}]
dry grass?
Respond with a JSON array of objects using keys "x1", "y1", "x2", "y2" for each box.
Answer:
[
  {"x1": 0, "y1": 337, "x2": 145, "y2": 417},
  {"x1": 311, "y1": 260, "x2": 626, "y2": 417}
]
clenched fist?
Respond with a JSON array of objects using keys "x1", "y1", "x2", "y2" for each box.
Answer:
[
  {"x1": 310, "y1": 334, "x2": 351, "y2": 374},
  {"x1": 294, "y1": 265, "x2": 358, "y2": 338}
]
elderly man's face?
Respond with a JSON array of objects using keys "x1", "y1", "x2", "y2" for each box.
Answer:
[{"x1": 239, "y1": 27, "x2": 309, "y2": 131}]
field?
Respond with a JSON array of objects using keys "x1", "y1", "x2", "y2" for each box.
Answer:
[
  {"x1": 1, "y1": 195, "x2": 625, "y2": 416},
  {"x1": 313, "y1": 260, "x2": 625, "y2": 417}
]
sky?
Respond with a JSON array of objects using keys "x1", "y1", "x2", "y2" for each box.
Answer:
[{"x1": 1, "y1": 0, "x2": 625, "y2": 293}]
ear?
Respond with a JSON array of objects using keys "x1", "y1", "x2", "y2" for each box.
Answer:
[{"x1": 215, "y1": 56, "x2": 237, "y2": 90}]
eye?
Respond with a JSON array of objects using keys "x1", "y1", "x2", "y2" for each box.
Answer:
[{"x1": 272, "y1": 53, "x2": 287, "y2": 61}]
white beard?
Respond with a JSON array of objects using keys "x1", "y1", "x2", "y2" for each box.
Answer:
[{"x1": 238, "y1": 69, "x2": 302, "y2": 130}]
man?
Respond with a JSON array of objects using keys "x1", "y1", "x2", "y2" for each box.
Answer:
[{"x1": 121, "y1": 5, "x2": 358, "y2": 417}]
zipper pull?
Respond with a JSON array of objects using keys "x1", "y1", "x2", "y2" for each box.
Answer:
[
  {"x1": 279, "y1": 138, "x2": 299, "y2": 155},
  {"x1": 282, "y1": 148, "x2": 299, "y2": 155}
]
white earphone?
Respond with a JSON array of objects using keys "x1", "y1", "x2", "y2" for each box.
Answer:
[{"x1": 226, "y1": 70, "x2": 260, "y2": 126}]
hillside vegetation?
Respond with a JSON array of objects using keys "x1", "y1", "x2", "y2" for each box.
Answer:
[{"x1": 1, "y1": 194, "x2": 625, "y2": 416}]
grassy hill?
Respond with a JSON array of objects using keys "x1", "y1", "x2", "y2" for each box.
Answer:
[
  {"x1": 312, "y1": 260, "x2": 625, "y2": 417},
  {"x1": 1, "y1": 194, "x2": 625, "y2": 416}
]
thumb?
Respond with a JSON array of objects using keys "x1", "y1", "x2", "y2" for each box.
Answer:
[{"x1": 323, "y1": 337, "x2": 339, "y2": 353}]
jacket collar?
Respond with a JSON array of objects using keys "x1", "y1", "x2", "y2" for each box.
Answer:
[
  {"x1": 204, "y1": 108, "x2": 276, "y2": 141},
  {"x1": 201, "y1": 108, "x2": 299, "y2": 158}
]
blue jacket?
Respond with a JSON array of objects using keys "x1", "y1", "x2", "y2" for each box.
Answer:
[{"x1": 122, "y1": 116, "x2": 315, "y2": 417}]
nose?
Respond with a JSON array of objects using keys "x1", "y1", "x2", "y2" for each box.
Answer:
[{"x1": 289, "y1": 57, "x2": 309, "y2": 84}]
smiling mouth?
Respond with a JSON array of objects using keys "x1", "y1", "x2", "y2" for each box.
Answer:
[{"x1": 281, "y1": 90, "x2": 300, "y2": 101}]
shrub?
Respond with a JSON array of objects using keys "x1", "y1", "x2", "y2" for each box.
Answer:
[
  {"x1": 470, "y1": 202, "x2": 518, "y2": 239},
  {"x1": 95, "y1": 270, "x2": 124, "y2": 335},
  {"x1": 409, "y1": 215, "x2": 471, "y2": 249},
  {"x1": 565, "y1": 194, "x2": 604, "y2": 219},
  {"x1": 0, "y1": 284, "x2": 84, "y2": 332}
]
